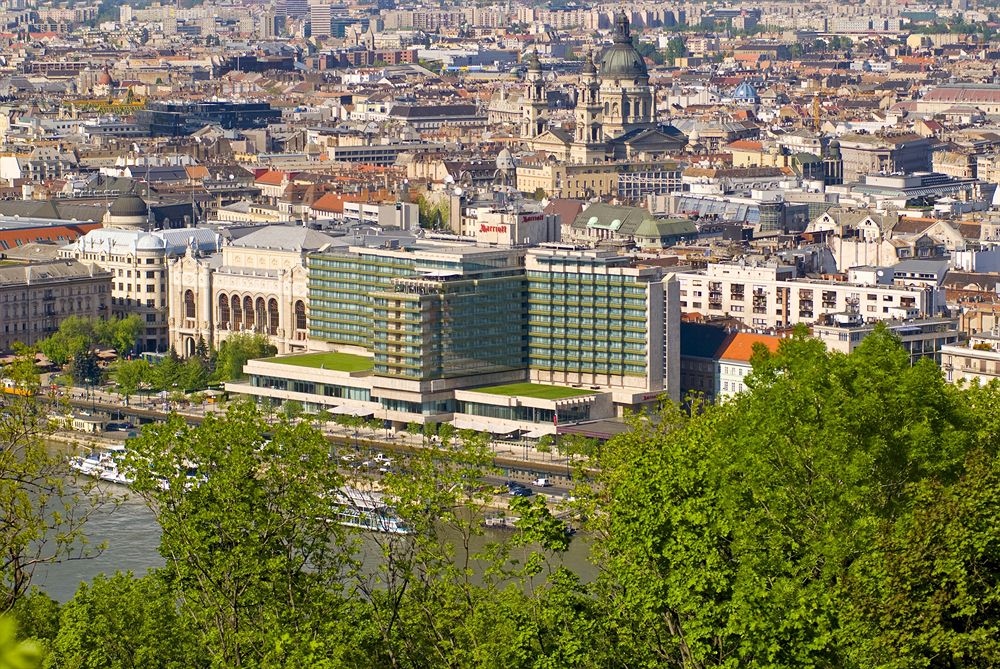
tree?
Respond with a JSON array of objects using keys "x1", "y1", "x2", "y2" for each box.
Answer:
[
  {"x1": 588, "y1": 325, "x2": 981, "y2": 666},
  {"x1": 69, "y1": 350, "x2": 100, "y2": 388},
  {"x1": 194, "y1": 336, "x2": 209, "y2": 361},
  {"x1": 178, "y1": 356, "x2": 207, "y2": 392},
  {"x1": 0, "y1": 616, "x2": 41, "y2": 669},
  {"x1": 109, "y1": 316, "x2": 143, "y2": 357},
  {"x1": 151, "y1": 352, "x2": 181, "y2": 392},
  {"x1": 109, "y1": 359, "x2": 149, "y2": 406},
  {"x1": 49, "y1": 572, "x2": 206, "y2": 669},
  {"x1": 281, "y1": 400, "x2": 303, "y2": 420},
  {"x1": 211, "y1": 333, "x2": 276, "y2": 383},
  {"x1": 843, "y1": 446, "x2": 1000, "y2": 668},
  {"x1": 664, "y1": 36, "x2": 688, "y2": 64},
  {"x1": 0, "y1": 352, "x2": 110, "y2": 613},
  {"x1": 122, "y1": 402, "x2": 354, "y2": 666}
]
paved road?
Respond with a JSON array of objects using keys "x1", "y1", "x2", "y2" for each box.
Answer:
[{"x1": 48, "y1": 387, "x2": 591, "y2": 482}]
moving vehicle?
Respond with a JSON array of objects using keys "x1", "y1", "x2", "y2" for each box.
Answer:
[{"x1": 532, "y1": 477, "x2": 552, "y2": 487}]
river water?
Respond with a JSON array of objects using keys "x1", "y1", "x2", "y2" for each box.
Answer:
[{"x1": 35, "y1": 443, "x2": 596, "y2": 603}]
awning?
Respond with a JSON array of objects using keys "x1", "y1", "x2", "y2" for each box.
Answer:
[
  {"x1": 451, "y1": 415, "x2": 519, "y2": 435},
  {"x1": 522, "y1": 427, "x2": 551, "y2": 439},
  {"x1": 332, "y1": 406, "x2": 374, "y2": 418}
]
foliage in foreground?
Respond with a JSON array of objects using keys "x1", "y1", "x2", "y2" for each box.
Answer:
[{"x1": 3, "y1": 326, "x2": 998, "y2": 668}]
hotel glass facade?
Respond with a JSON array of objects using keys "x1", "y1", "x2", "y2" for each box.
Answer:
[
  {"x1": 306, "y1": 241, "x2": 679, "y2": 414},
  {"x1": 373, "y1": 273, "x2": 527, "y2": 381}
]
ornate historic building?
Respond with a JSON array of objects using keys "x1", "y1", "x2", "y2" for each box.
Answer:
[
  {"x1": 167, "y1": 225, "x2": 337, "y2": 357},
  {"x1": 62, "y1": 194, "x2": 221, "y2": 353},
  {"x1": 523, "y1": 12, "x2": 685, "y2": 164}
]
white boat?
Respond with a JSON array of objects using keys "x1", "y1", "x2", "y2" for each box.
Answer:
[
  {"x1": 68, "y1": 445, "x2": 133, "y2": 486},
  {"x1": 329, "y1": 488, "x2": 409, "y2": 534}
]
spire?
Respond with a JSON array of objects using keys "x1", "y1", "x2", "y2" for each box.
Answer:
[
  {"x1": 526, "y1": 49, "x2": 542, "y2": 72},
  {"x1": 613, "y1": 11, "x2": 630, "y2": 44}
]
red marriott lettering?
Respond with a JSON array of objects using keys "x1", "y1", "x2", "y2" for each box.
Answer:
[{"x1": 480, "y1": 224, "x2": 508, "y2": 233}]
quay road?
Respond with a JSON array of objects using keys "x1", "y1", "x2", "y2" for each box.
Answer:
[{"x1": 48, "y1": 389, "x2": 589, "y2": 485}]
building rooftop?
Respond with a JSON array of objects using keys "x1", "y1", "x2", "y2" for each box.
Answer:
[
  {"x1": 261, "y1": 351, "x2": 374, "y2": 372},
  {"x1": 716, "y1": 332, "x2": 782, "y2": 363},
  {"x1": 469, "y1": 382, "x2": 596, "y2": 400}
]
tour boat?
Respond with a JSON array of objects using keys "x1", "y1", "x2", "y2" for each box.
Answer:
[
  {"x1": 329, "y1": 488, "x2": 409, "y2": 534},
  {"x1": 68, "y1": 445, "x2": 133, "y2": 486}
]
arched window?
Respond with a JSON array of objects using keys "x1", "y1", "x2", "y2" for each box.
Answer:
[
  {"x1": 184, "y1": 290, "x2": 196, "y2": 319},
  {"x1": 267, "y1": 298, "x2": 279, "y2": 335},
  {"x1": 243, "y1": 296, "x2": 254, "y2": 329},
  {"x1": 255, "y1": 298, "x2": 266, "y2": 333},
  {"x1": 231, "y1": 295, "x2": 242, "y2": 329},
  {"x1": 294, "y1": 300, "x2": 306, "y2": 331},
  {"x1": 218, "y1": 293, "x2": 230, "y2": 329}
]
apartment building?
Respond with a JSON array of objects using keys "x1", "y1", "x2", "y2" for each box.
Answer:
[
  {"x1": 941, "y1": 331, "x2": 1000, "y2": 385},
  {"x1": 813, "y1": 315, "x2": 961, "y2": 364},
  {"x1": 675, "y1": 262, "x2": 941, "y2": 330},
  {"x1": 0, "y1": 260, "x2": 111, "y2": 352}
]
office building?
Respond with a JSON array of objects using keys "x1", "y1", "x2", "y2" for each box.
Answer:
[
  {"x1": 136, "y1": 101, "x2": 282, "y2": 137},
  {"x1": 813, "y1": 314, "x2": 960, "y2": 364}
]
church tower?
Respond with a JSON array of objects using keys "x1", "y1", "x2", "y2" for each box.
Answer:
[
  {"x1": 571, "y1": 53, "x2": 606, "y2": 164},
  {"x1": 598, "y1": 12, "x2": 654, "y2": 139},
  {"x1": 522, "y1": 51, "x2": 547, "y2": 139}
]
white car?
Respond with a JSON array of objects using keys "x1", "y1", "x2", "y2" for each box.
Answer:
[{"x1": 532, "y1": 477, "x2": 552, "y2": 487}]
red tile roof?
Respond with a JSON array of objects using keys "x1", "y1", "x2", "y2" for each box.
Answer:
[{"x1": 716, "y1": 332, "x2": 782, "y2": 362}]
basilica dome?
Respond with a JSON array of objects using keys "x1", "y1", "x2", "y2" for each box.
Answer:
[{"x1": 599, "y1": 13, "x2": 648, "y2": 80}]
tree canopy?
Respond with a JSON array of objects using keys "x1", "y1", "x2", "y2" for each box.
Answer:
[{"x1": 8, "y1": 325, "x2": 1000, "y2": 668}]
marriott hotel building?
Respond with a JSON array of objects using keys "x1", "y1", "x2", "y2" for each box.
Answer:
[{"x1": 226, "y1": 234, "x2": 679, "y2": 436}]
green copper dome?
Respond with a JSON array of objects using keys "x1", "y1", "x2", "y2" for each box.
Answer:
[{"x1": 599, "y1": 12, "x2": 648, "y2": 80}]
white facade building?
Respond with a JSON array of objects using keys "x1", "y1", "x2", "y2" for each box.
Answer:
[{"x1": 675, "y1": 262, "x2": 942, "y2": 331}]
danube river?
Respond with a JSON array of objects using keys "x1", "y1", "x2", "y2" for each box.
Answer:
[{"x1": 36, "y1": 444, "x2": 596, "y2": 602}]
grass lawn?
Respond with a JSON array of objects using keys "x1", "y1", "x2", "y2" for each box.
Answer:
[
  {"x1": 470, "y1": 382, "x2": 596, "y2": 400},
  {"x1": 262, "y1": 352, "x2": 373, "y2": 373}
]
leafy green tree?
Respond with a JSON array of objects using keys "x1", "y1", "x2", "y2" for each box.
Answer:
[
  {"x1": 211, "y1": 333, "x2": 275, "y2": 382},
  {"x1": 664, "y1": 36, "x2": 688, "y2": 64},
  {"x1": 843, "y1": 445, "x2": 1000, "y2": 668},
  {"x1": 589, "y1": 325, "x2": 980, "y2": 666},
  {"x1": 0, "y1": 616, "x2": 41, "y2": 669},
  {"x1": 49, "y1": 572, "x2": 205, "y2": 669},
  {"x1": 179, "y1": 356, "x2": 207, "y2": 392},
  {"x1": 0, "y1": 352, "x2": 110, "y2": 613},
  {"x1": 109, "y1": 316, "x2": 143, "y2": 357},
  {"x1": 109, "y1": 359, "x2": 149, "y2": 406},
  {"x1": 151, "y1": 351, "x2": 182, "y2": 392},
  {"x1": 69, "y1": 351, "x2": 100, "y2": 388},
  {"x1": 10, "y1": 591, "x2": 59, "y2": 647},
  {"x1": 123, "y1": 402, "x2": 354, "y2": 667},
  {"x1": 282, "y1": 400, "x2": 303, "y2": 420}
]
